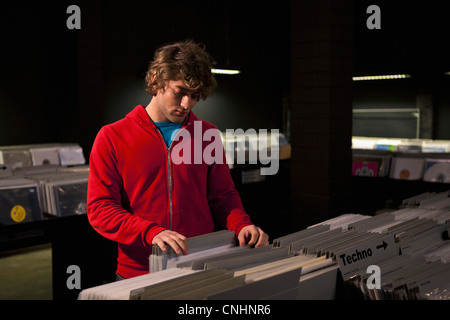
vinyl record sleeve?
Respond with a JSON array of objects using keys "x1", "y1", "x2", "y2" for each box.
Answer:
[
  {"x1": 390, "y1": 157, "x2": 425, "y2": 180},
  {"x1": 30, "y1": 147, "x2": 60, "y2": 166},
  {"x1": 352, "y1": 154, "x2": 391, "y2": 177},
  {"x1": 0, "y1": 180, "x2": 43, "y2": 225},
  {"x1": 352, "y1": 160, "x2": 379, "y2": 177},
  {"x1": 52, "y1": 180, "x2": 88, "y2": 216},
  {"x1": 423, "y1": 159, "x2": 450, "y2": 183}
]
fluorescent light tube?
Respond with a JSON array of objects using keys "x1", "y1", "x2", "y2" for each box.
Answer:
[
  {"x1": 211, "y1": 68, "x2": 241, "y2": 75},
  {"x1": 352, "y1": 74, "x2": 411, "y2": 81}
]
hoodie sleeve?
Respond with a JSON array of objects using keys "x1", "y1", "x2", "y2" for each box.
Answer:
[{"x1": 87, "y1": 126, "x2": 166, "y2": 247}]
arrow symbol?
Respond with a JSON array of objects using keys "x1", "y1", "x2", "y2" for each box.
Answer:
[{"x1": 376, "y1": 241, "x2": 388, "y2": 250}]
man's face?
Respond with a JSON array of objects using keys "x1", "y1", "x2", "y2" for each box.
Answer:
[{"x1": 154, "y1": 80, "x2": 200, "y2": 123}]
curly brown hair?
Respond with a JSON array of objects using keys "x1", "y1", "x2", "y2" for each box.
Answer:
[{"x1": 145, "y1": 40, "x2": 217, "y2": 100}]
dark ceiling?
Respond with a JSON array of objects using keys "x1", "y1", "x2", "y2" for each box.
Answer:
[{"x1": 353, "y1": 1, "x2": 450, "y2": 77}]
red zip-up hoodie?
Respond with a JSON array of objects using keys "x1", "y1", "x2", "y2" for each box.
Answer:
[{"x1": 87, "y1": 105, "x2": 253, "y2": 278}]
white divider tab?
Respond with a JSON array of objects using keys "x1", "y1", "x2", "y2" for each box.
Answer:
[{"x1": 336, "y1": 234, "x2": 397, "y2": 280}]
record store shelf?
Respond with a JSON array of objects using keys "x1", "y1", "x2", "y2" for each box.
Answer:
[{"x1": 0, "y1": 143, "x2": 117, "y2": 299}]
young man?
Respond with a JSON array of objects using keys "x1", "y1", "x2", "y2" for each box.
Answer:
[{"x1": 87, "y1": 40, "x2": 269, "y2": 279}]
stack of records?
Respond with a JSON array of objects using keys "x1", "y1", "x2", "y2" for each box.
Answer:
[
  {"x1": 80, "y1": 230, "x2": 338, "y2": 300},
  {"x1": 336, "y1": 192, "x2": 450, "y2": 300},
  {"x1": 78, "y1": 268, "x2": 199, "y2": 300},
  {"x1": 149, "y1": 230, "x2": 238, "y2": 272},
  {"x1": 0, "y1": 178, "x2": 43, "y2": 225},
  {"x1": 56, "y1": 145, "x2": 85, "y2": 166},
  {"x1": 25, "y1": 170, "x2": 89, "y2": 217},
  {"x1": 0, "y1": 143, "x2": 85, "y2": 169},
  {"x1": 0, "y1": 147, "x2": 32, "y2": 169},
  {"x1": 30, "y1": 146, "x2": 60, "y2": 166},
  {"x1": 78, "y1": 192, "x2": 450, "y2": 300},
  {"x1": 0, "y1": 143, "x2": 88, "y2": 219}
]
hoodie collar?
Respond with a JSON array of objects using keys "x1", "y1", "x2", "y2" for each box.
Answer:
[{"x1": 128, "y1": 105, "x2": 197, "y2": 129}]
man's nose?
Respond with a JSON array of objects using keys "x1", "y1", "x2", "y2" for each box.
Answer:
[{"x1": 180, "y1": 95, "x2": 196, "y2": 109}]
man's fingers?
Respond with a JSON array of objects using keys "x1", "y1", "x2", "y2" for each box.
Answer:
[
  {"x1": 152, "y1": 230, "x2": 189, "y2": 255},
  {"x1": 238, "y1": 225, "x2": 270, "y2": 248},
  {"x1": 247, "y1": 230, "x2": 259, "y2": 247},
  {"x1": 237, "y1": 227, "x2": 253, "y2": 246},
  {"x1": 165, "y1": 235, "x2": 188, "y2": 255},
  {"x1": 254, "y1": 228, "x2": 269, "y2": 248},
  {"x1": 237, "y1": 230, "x2": 246, "y2": 246},
  {"x1": 153, "y1": 238, "x2": 167, "y2": 252}
]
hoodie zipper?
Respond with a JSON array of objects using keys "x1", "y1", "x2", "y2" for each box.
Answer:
[
  {"x1": 154, "y1": 122, "x2": 188, "y2": 231},
  {"x1": 153, "y1": 129, "x2": 174, "y2": 230},
  {"x1": 166, "y1": 146, "x2": 173, "y2": 230}
]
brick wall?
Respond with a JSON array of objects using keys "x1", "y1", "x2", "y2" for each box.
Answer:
[{"x1": 289, "y1": 0, "x2": 354, "y2": 229}]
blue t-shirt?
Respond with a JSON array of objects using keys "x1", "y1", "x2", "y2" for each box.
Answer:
[{"x1": 154, "y1": 121, "x2": 182, "y2": 147}]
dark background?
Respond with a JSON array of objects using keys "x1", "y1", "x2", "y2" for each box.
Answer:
[
  {"x1": 1, "y1": 1, "x2": 449, "y2": 151},
  {"x1": 0, "y1": 0, "x2": 290, "y2": 150}
]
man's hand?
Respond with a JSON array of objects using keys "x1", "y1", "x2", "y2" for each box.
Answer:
[
  {"x1": 151, "y1": 230, "x2": 189, "y2": 255},
  {"x1": 237, "y1": 225, "x2": 269, "y2": 248}
]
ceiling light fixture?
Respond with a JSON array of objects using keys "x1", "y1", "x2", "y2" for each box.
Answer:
[
  {"x1": 352, "y1": 74, "x2": 411, "y2": 81},
  {"x1": 211, "y1": 68, "x2": 241, "y2": 75}
]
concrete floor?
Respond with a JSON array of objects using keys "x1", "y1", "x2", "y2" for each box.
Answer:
[{"x1": 0, "y1": 244, "x2": 52, "y2": 300}]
